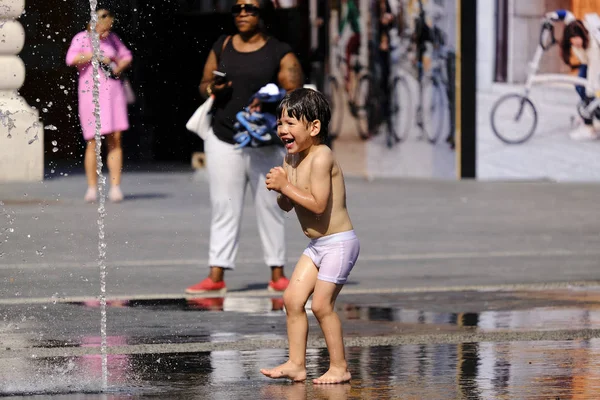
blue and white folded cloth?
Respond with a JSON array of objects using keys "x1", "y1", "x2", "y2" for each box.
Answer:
[{"x1": 233, "y1": 83, "x2": 287, "y2": 148}]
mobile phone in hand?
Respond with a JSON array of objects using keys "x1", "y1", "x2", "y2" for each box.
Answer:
[{"x1": 212, "y1": 70, "x2": 228, "y2": 85}]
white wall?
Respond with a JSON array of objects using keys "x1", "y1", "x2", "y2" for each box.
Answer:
[{"x1": 477, "y1": 0, "x2": 496, "y2": 91}]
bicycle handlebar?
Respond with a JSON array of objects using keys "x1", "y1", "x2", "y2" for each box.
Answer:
[{"x1": 539, "y1": 20, "x2": 557, "y2": 51}]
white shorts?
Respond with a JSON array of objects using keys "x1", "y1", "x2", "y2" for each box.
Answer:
[{"x1": 302, "y1": 230, "x2": 360, "y2": 284}]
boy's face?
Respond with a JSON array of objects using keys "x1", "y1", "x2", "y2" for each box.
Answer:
[{"x1": 277, "y1": 111, "x2": 321, "y2": 154}]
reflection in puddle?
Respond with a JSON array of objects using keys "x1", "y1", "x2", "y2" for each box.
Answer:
[
  {"x1": 3, "y1": 339, "x2": 600, "y2": 398},
  {"x1": 341, "y1": 304, "x2": 600, "y2": 331},
  {"x1": 74, "y1": 297, "x2": 285, "y2": 313},
  {"x1": 75, "y1": 297, "x2": 600, "y2": 333}
]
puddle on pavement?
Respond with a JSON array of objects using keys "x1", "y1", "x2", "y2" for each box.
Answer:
[
  {"x1": 73, "y1": 294, "x2": 600, "y2": 333},
  {"x1": 2, "y1": 339, "x2": 600, "y2": 399}
]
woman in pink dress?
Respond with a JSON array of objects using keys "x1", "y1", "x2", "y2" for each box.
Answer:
[{"x1": 66, "y1": 7, "x2": 132, "y2": 203}]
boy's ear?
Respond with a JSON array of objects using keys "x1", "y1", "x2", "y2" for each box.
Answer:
[{"x1": 309, "y1": 120, "x2": 321, "y2": 138}]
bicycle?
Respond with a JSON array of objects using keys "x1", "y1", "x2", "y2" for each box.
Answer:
[
  {"x1": 413, "y1": 1, "x2": 450, "y2": 144},
  {"x1": 381, "y1": 28, "x2": 415, "y2": 147},
  {"x1": 327, "y1": 40, "x2": 414, "y2": 149},
  {"x1": 490, "y1": 16, "x2": 600, "y2": 144},
  {"x1": 326, "y1": 41, "x2": 373, "y2": 140}
]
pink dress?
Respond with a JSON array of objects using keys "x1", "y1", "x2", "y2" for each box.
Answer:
[{"x1": 66, "y1": 31, "x2": 133, "y2": 141}]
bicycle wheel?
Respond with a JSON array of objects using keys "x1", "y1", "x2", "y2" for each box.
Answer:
[
  {"x1": 354, "y1": 74, "x2": 377, "y2": 140},
  {"x1": 326, "y1": 75, "x2": 344, "y2": 138},
  {"x1": 422, "y1": 79, "x2": 448, "y2": 144},
  {"x1": 389, "y1": 75, "x2": 413, "y2": 142},
  {"x1": 490, "y1": 93, "x2": 538, "y2": 144}
]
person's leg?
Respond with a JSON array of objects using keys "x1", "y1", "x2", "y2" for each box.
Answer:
[
  {"x1": 106, "y1": 131, "x2": 124, "y2": 202},
  {"x1": 311, "y1": 280, "x2": 351, "y2": 384},
  {"x1": 204, "y1": 130, "x2": 247, "y2": 282},
  {"x1": 106, "y1": 131, "x2": 123, "y2": 187},
  {"x1": 570, "y1": 65, "x2": 599, "y2": 140},
  {"x1": 310, "y1": 231, "x2": 359, "y2": 384},
  {"x1": 260, "y1": 254, "x2": 318, "y2": 381},
  {"x1": 576, "y1": 65, "x2": 589, "y2": 103},
  {"x1": 246, "y1": 146, "x2": 287, "y2": 287},
  {"x1": 84, "y1": 139, "x2": 98, "y2": 202},
  {"x1": 346, "y1": 34, "x2": 361, "y2": 101}
]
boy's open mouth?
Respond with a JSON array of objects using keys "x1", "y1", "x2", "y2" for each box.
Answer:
[{"x1": 282, "y1": 138, "x2": 294, "y2": 145}]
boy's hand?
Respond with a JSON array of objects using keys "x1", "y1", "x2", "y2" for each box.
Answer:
[{"x1": 266, "y1": 167, "x2": 288, "y2": 192}]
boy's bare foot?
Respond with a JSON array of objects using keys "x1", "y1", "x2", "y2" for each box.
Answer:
[
  {"x1": 313, "y1": 367, "x2": 351, "y2": 384},
  {"x1": 260, "y1": 361, "x2": 306, "y2": 382}
]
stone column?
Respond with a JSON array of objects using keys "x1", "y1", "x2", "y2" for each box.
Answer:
[{"x1": 0, "y1": 0, "x2": 43, "y2": 182}]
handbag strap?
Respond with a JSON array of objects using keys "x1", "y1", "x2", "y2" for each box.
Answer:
[{"x1": 215, "y1": 35, "x2": 231, "y2": 64}]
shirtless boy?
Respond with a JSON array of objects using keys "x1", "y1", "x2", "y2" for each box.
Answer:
[{"x1": 260, "y1": 88, "x2": 360, "y2": 384}]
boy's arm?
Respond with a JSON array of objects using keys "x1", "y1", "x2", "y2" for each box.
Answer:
[{"x1": 280, "y1": 152, "x2": 333, "y2": 216}]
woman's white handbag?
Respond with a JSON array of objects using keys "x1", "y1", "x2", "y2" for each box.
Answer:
[{"x1": 186, "y1": 95, "x2": 215, "y2": 140}]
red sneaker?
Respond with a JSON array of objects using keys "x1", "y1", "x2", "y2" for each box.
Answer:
[
  {"x1": 185, "y1": 277, "x2": 227, "y2": 294},
  {"x1": 268, "y1": 276, "x2": 290, "y2": 292}
]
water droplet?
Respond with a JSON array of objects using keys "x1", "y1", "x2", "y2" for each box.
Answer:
[
  {"x1": 36, "y1": 98, "x2": 40, "y2": 102},
  {"x1": 50, "y1": 169, "x2": 55, "y2": 173},
  {"x1": 27, "y1": 234, "x2": 30, "y2": 238},
  {"x1": 0, "y1": 253, "x2": 4, "y2": 258},
  {"x1": 8, "y1": 228, "x2": 14, "y2": 233},
  {"x1": 45, "y1": 125, "x2": 57, "y2": 131},
  {"x1": 51, "y1": 140, "x2": 57, "y2": 146},
  {"x1": 36, "y1": 250, "x2": 43, "y2": 257},
  {"x1": 52, "y1": 147, "x2": 58, "y2": 152},
  {"x1": 42, "y1": 108, "x2": 48, "y2": 113}
]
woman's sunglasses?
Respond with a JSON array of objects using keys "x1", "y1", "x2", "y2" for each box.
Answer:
[{"x1": 231, "y1": 4, "x2": 260, "y2": 16}]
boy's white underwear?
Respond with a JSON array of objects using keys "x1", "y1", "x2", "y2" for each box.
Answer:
[{"x1": 302, "y1": 230, "x2": 360, "y2": 284}]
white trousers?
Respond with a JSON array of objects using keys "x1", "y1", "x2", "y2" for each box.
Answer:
[{"x1": 204, "y1": 128, "x2": 286, "y2": 269}]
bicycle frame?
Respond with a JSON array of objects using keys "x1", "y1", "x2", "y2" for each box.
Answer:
[{"x1": 523, "y1": 18, "x2": 600, "y2": 115}]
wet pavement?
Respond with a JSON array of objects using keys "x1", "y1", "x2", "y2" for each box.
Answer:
[
  {"x1": 3, "y1": 171, "x2": 600, "y2": 397},
  {"x1": 4, "y1": 339, "x2": 600, "y2": 399},
  {"x1": 3, "y1": 288, "x2": 600, "y2": 398}
]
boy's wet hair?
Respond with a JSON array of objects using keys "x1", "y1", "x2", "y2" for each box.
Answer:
[{"x1": 276, "y1": 88, "x2": 331, "y2": 143}]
